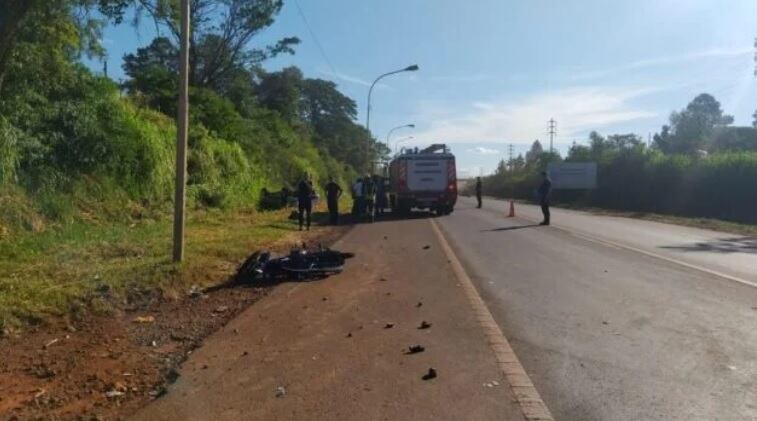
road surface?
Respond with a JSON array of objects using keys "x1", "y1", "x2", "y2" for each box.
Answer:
[{"x1": 440, "y1": 197, "x2": 757, "y2": 420}]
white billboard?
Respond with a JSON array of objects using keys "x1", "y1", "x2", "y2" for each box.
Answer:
[{"x1": 547, "y1": 162, "x2": 597, "y2": 189}]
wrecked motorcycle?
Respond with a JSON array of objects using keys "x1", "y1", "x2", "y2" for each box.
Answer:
[{"x1": 236, "y1": 245, "x2": 354, "y2": 282}]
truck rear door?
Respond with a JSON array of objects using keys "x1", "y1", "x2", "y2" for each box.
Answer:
[{"x1": 407, "y1": 158, "x2": 448, "y2": 192}]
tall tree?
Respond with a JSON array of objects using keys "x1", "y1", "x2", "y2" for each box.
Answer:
[
  {"x1": 654, "y1": 93, "x2": 733, "y2": 154},
  {"x1": 525, "y1": 140, "x2": 543, "y2": 166},
  {"x1": 130, "y1": 0, "x2": 299, "y2": 89}
]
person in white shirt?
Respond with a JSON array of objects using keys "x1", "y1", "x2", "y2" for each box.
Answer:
[{"x1": 351, "y1": 178, "x2": 364, "y2": 216}]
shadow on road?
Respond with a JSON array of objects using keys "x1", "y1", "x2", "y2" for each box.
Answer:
[
  {"x1": 481, "y1": 224, "x2": 541, "y2": 232},
  {"x1": 659, "y1": 236, "x2": 757, "y2": 254}
]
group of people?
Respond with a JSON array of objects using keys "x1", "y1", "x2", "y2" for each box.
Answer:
[
  {"x1": 292, "y1": 174, "x2": 389, "y2": 231},
  {"x1": 350, "y1": 175, "x2": 388, "y2": 220},
  {"x1": 474, "y1": 171, "x2": 552, "y2": 226}
]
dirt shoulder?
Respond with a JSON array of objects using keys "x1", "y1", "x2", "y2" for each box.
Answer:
[
  {"x1": 131, "y1": 217, "x2": 525, "y2": 421},
  {"x1": 0, "y1": 217, "x2": 347, "y2": 420}
]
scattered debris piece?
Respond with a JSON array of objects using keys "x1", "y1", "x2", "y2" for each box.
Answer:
[
  {"x1": 416, "y1": 302, "x2": 423, "y2": 308},
  {"x1": 242, "y1": 351, "x2": 249, "y2": 356},
  {"x1": 233, "y1": 328, "x2": 239, "y2": 335},
  {"x1": 202, "y1": 364, "x2": 208, "y2": 370},
  {"x1": 484, "y1": 383, "x2": 493, "y2": 388},
  {"x1": 405, "y1": 345, "x2": 425, "y2": 354},
  {"x1": 492, "y1": 380, "x2": 500, "y2": 386},
  {"x1": 151, "y1": 340, "x2": 157, "y2": 347},
  {"x1": 322, "y1": 297, "x2": 328, "y2": 302},
  {"x1": 34, "y1": 389, "x2": 46, "y2": 399},
  {"x1": 275, "y1": 386, "x2": 286, "y2": 397},
  {"x1": 602, "y1": 320, "x2": 609, "y2": 325},
  {"x1": 379, "y1": 277, "x2": 388, "y2": 282},
  {"x1": 43, "y1": 338, "x2": 59, "y2": 349},
  {"x1": 383, "y1": 236, "x2": 388, "y2": 240},
  {"x1": 105, "y1": 390, "x2": 124, "y2": 398},
  {"x1": 214, "y1": 305, "x2": 229, "y2": 313},
  {"x1": 418, "y1": 321, "x2": 432, "y2": 329},
  {"x1": 188, "y1": 285, "x2": 203, "y2": 298},
  {"x1": 422, "y1": 245, "x2": 431, "y2": 250},
  {"x1": 384, "y1": 323, "x2": 395, "y2": 329},
  {"x1": 346, "y1": 333, "x2": 352, "y2": 338},
  {"x1": 422, "y1": 368, "x2": 437, "y2": 380},
  {"x1": 133, "y1": 316, "x2": 155, "y2": 324},
  {"x1": 385, "y1": 292, "x2": 391, "y2": 296}
]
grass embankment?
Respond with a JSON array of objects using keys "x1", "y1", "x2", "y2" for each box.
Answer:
[{"x1": 0, "y1": 205, "x2": 336, "y2": 328}]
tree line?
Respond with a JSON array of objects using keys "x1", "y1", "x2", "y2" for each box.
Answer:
[
  {"x1": 0, "y1": 0, "x2": 383, "y2": 233},
  {"x1": 478, "y1": 93, "x2": 757, "y2": 224}
]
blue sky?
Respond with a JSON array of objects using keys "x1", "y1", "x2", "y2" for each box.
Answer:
[{"x1": 87, "y1": 0, "x2": 757, "y2": 177}]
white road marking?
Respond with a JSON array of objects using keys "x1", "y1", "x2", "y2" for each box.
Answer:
[{"x1": 430, "y1": 218, "x2": 554, "y2": 421}]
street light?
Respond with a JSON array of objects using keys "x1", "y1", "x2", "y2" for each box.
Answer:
[
  {"x1": 394, "y1": 136, "x2": 414, "y2": 154},
  {"x1": 386, "y1": 123, "x2": 415, "y2": 152},
  {"x1": 365, "y1": 65, "x2": 419, "y2": 173}
]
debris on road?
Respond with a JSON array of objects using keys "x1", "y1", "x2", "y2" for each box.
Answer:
[
  {"x1": 43, "y1": 338, "x2": 59, "y2": 349},
  {"x1": 384, "y1": 323, "x2": 395, "y2": 329},
  {"x1": 105, "y1": 390, "x2": 125, "y2": 399},
  {"x1": 602, "y1": 320, "x2": 609, "y2": 325},
  {"x1": 416, "y1": 301, "x2": 423, "y2": 308},
  {"x1": 422, "y1": 368, "x2": 437, "y2": 381},
  {"x1": 379, "y1": 277, "x2": 388, "y2": 282},
  {"x1": 418, "y1": 321, "x2": 432, "y2": 329},
  {"x1": 275, "y1": 386, "x2": 286, "y2": 398},
  {"x1": 133, "y1": 316, "x2": 155, "y2": 324},
  {"x1": 346, "y1": 332, "x2": 352, "y2": 338},
  {"x1": 422, "y1": 245, "x2": 431, "y2": 250},
  {"x1": 405, "y1": 345, "x2": 425, "y2": 354}
]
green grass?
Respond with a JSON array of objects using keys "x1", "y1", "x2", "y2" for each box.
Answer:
[{"x1": 0, "y1": 206, "x2": 316, "y2": 328}]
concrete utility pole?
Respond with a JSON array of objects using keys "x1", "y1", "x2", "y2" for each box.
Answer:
[
  {"x1": 548, "y1": 118, "x2": 557, "y2": 154},
  {"x1": 173, "y1": 0, "x2": 190, "y2": 263}
]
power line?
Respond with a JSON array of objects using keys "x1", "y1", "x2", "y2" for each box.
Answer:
[{"x1": 292, "y1": 0, "x2": 338, "y2": 77}]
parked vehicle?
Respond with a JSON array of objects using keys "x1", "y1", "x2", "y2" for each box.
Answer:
[{"x1": 388, "y1": 144, "x2": 457, "y2": 215}]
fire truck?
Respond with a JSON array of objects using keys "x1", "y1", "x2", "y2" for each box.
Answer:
[{"x1": 387, "y1": 144, "x2": 457, "y2": 215}]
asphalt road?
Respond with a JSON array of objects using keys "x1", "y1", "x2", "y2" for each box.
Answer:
[{"x1": 439, "y1": 197, "x2": 757, "y2": 420}]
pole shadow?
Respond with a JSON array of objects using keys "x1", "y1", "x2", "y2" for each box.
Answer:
[{"x1": 481, "y1": 224, "x2": 541, "y2": 232}]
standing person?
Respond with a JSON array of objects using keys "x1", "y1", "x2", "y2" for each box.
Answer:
[
  {"x1": 375, "y1": 175, "x2": 388, "y2": 216},
  {"x1": 537, "y1": 171, "x2": 552, "y2": 226},
  {"x1": 351, "y1": 177, "x2": 363, "y2": 217},
  {"x1": 297, "y1": 174, "x2": 315, "y2": 231},
  {"x1": 475, "y1": 177, "x2": 483, "y2": 208},
  {"x1": 363, "y1": 175, "x2": 376, "y2": 222},
  {"x1": 325, "y1": 177, "x2": 342, "y2": 225}
]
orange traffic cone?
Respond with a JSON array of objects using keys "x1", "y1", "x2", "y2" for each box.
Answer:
[{"x1": 507, "y1": 200, "x2": 515, "y2": 217}]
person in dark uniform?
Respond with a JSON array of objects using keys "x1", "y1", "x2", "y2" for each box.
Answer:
[
  {"x1": 375, "y1": 175, "x2": 388, "y2": 216},
  {"x1": 475, "y1": 177, "x2": 483, "y2": 208},
  {"x1": 324, "y1": 177, "x2": 342, "y2": 225},
  {"x1": 537, "y1": 171, "x2": 552, "y2": 225},
  {"x1": 297, "y1": 175, "x2": 315, "y2": 230}
]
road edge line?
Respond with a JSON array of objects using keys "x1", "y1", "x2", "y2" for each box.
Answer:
[{"x1": 430, "y1": 219, "x2": 554, "y2": 421}]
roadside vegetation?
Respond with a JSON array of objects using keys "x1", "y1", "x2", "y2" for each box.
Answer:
[
  {"x1": 476, "y1": 93, "x2": 757, "y2": 225},
  {"x1": 0, "y1": 1, "x2": 378, "y2": 327}
]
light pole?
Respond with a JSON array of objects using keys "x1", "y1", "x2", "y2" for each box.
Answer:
[
  {"x1": 173, "y1": 0, "x2": 190, "y2": 263},
  {"x1": 365, "y1": 64, "x2": 419, "y2": 172},
  {"x1": 386, "y1": 123, "x2": 415, "y2": 153},
  {"x1": 394, "y1": 136, "x2": 414, "y2": 154}
]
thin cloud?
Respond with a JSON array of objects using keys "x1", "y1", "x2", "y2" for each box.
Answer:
[
  {"x1": 467, "y1": 146, "x2": 500, "y2": 155},
  {"x1": 410, "y1": 86, "x2": 658, "y2": 144},
  {"x1": 316, "y1": 68, "x2": 392, "y2": 90},
  {"x1": 570, "y1": 46, "x2": 753, "y2": 81}
]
